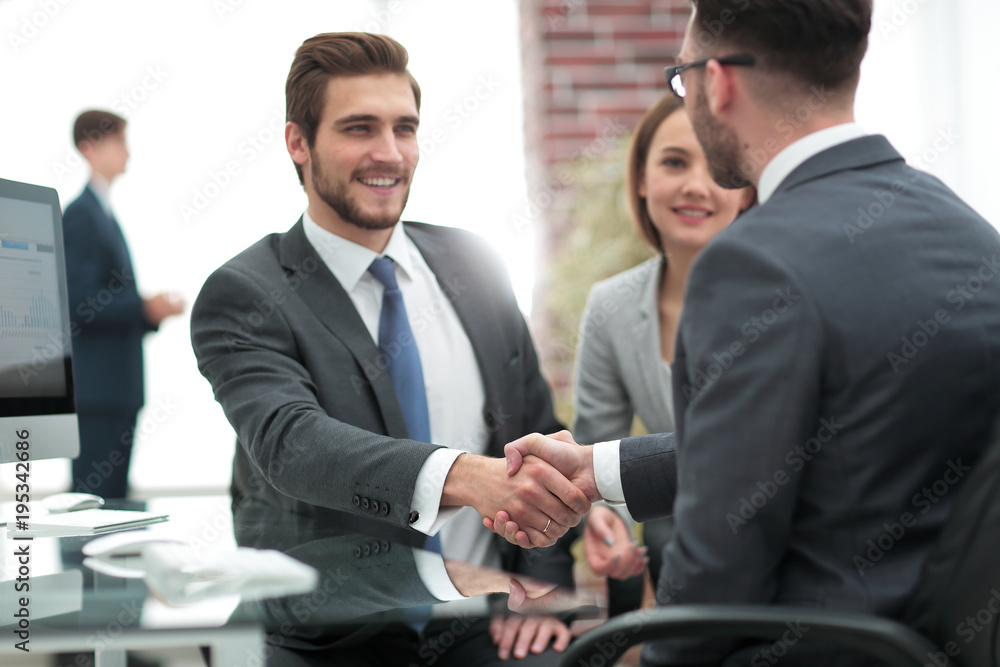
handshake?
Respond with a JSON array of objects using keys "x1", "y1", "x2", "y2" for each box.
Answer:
[{"x1": 444, "y1": 431, "x2": 648, "y2": 580}]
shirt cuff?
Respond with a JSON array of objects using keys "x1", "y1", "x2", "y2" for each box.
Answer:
[
  {"x1": 413, "y1": 550, "x2": 466, "y2": 601},
  {"x1": 594, "y1": 440, "x2": 626, "y2": 504},
  {"x1": 410, "y1": 447, "x2": 464, "y2": 535}
]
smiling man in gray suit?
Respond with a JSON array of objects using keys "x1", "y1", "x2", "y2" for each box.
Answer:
[
  {"x1": 492, "y1": 1, "x2": 1000, "y2": 665},
  {"x1": 191, "y1": 32, "x2": 589, "y2": 666}
]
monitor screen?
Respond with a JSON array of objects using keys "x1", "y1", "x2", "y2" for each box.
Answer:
[{"x1": 0, "y1": 177, "x2": 79, "y2": 463}]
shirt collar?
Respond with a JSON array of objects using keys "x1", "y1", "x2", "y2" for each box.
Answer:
[
  {"x1": 301, "y1": 210, "x2": 416, "y2": 291},
  {"x1": 757, "y1": 122, "x2": 868, "y2": 204}
]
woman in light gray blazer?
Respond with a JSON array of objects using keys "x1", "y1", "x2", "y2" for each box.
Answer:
[{"x1": 573, "y1": 94, "x2": 754, "y2": 599}]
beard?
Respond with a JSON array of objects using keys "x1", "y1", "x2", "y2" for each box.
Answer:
[
  {"x1": 310, "y1": 152, "x2": 411, "y2": 231},
  {"x1": 690, "y1": 85, "x2": 753, "y2": 190}
]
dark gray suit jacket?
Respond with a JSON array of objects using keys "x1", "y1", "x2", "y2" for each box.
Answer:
[
  {"x1": 191, "y1": 220, "x2": 571, "y2": 584},
  {"x1": 619, "y1": 136, "x2": 1000, "y2": 665}
]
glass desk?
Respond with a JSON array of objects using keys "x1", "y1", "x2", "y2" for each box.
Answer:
[{"x1": 0, "y1": 495, "x2": 595, "y2": 667}]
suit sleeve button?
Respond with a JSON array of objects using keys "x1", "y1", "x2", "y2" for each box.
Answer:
[
  {"x1": 372, "y1": 542, "x2": 380, "y2": 554},
  {"x1": 352, "y1": 495, "x2": 361, "y2": 507},
  {"x1": 381, "y1": 503, "x2": 390, "y2": 515},
  {"x1": 408, "y1": 510, "x2": 419, "y2": 524},
  {"x1": 382, "y1": 540, "x2": 391, "y2": 553},
  {"x1": 362, "y1": 497, "x2": 370, "y2": 509},
  {"x1": 370, "y1": 500, "x2": 380, "y2": 513},
  {"x1": 363, "y1": 544, "x2": 371, "y2": 556},
  {"x1": 354, "y1": 546, "x2": 362, "y2": 558}
]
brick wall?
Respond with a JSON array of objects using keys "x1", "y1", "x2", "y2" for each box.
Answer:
[{"x1": 519, "y1": 0, "x2": 690, "y2": 420}]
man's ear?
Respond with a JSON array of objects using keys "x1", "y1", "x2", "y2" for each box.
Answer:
[
  {"x1": 285, "y1": 121, "x2": 310, "y2": 168},
  {"x1": 703, "y1": 58, "x2": 735, "y2": 116}
]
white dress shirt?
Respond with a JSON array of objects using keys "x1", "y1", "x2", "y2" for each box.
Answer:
[
  {"x1": 593, "y1": 122, "x2": 869, "y2": 503},
  {"x1": 302, "y1": 212, "x2": 497, "y2": 600}
]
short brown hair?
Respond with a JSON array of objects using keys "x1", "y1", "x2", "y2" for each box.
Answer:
[
  {"x1": 691, "y1": 0, "x2": 871, "y2": 91},
  {"x1": 626, "y1": 95, "x2": 685, "y2": 251},
  {"x1": 73, "y1": 110, "x2": 126, "y2": 149},
  {"x1": 285, "y1": 32, "x2": 421, "y2": 184}
]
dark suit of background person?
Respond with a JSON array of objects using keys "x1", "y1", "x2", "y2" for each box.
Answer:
[
  {"x1": 63, "y1": 183, "x2": 154, "y2": 499},
  {"x1": 613, "y1": 133, "x2": 1000, "y2": 665},
  {"x1": 190, "y1": 218, "x2": 575, "y2": 665}
]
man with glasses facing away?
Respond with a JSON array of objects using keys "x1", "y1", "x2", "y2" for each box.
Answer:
[{"x1": 491, "y1": 1, "x2": 1000, "y2": 665}]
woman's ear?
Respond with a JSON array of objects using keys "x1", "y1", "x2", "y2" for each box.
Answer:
[{"x1": 739, "y1": 187, "x2": 758, "y2": 212}]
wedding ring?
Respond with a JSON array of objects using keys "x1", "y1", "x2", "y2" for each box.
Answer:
[{"x1": 542, "y1": 519, "x2": 552, "y2": 534}]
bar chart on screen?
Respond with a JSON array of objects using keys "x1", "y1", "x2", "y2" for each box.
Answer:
[{"x1": 0, "y1": 205, "x2": 68, "y2": 398}]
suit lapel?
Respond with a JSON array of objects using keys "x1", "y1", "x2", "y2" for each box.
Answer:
[
  {"x1": 277, "y1": 219, "x2": 410, "y2": 438},
  {"x1": 405, "y1": 223, "x2": 512, "y2": 455},
  {"x1": 633, "y1": 258, "x2": 668, "y2": 420}
]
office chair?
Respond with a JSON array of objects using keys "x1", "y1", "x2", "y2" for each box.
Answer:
[{"x1": 559, "y1": 416, "x2": 1000, "y2": 667}]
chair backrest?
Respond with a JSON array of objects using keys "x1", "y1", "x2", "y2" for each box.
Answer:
[{"x1": 904, "y1": 415, "x2": 1000, "y2": 667}]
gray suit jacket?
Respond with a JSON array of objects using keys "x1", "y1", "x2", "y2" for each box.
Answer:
[
  {"x1": 191, "y1": 220, "x2": 571, "y2": 584},
  {"x1": 573, "y1": 256, "x2": 675, "y2": 443},
  {"x1": 620, "y1": 136, "x2": 1000, "y2": 665}
]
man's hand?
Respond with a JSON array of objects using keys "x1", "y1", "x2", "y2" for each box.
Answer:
[
  {"x1": 442, "y1": 453, "x2": 590, "y2": 548},
  {"x1": 143, "y1": 292, "x2": 185, "y2": 326},
  {"x1": 489, "y1": 614, "x2": 571, "y2": 660},
  {"x1": 584, "y1": 505, "x2": 647, "y2": 580},
  {"x1": 504, "y1": 432, "x2": 600, "y2": 501},
  {"x1": 483, "y1": 431, "x2": 601, "y2": 547}
]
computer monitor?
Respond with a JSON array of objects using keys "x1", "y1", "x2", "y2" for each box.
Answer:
[{"x1": 0, "y1": 177, "x2": 80, "y2": 464}]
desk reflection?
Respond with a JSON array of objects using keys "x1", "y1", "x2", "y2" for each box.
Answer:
[
  {"x1": 0, "y1": 495, "x2": 595, "y2": 666},
  {"x1": 227, "y1": 497, "x2": 594, "y2": 666}
]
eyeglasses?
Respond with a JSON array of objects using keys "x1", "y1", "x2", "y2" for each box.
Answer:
[{"x1": 664, "y1": 54, "x2": 755, "y2": 98}]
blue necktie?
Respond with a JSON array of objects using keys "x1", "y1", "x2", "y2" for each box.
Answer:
[{"x1": 368, "y1": 257, "x2": 442, "y2": 555}]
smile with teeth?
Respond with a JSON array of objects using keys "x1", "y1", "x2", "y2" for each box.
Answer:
[
  {"x1": 359, "y1": 176, "x2": 400, "y2": 188},
  {"x1": 674, "y1": 207, "x2": 711, "y2": 218}
]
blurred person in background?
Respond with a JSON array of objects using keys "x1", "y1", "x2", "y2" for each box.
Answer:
[{"x1": 64, "y1": 109, "x2": 184, "y2": 499}]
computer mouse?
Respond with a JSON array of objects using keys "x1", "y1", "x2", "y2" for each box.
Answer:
[{"x1": 40, "y1": 492, "x2": 105, "y2": 513}]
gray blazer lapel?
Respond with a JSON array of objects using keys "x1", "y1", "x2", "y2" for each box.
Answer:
[
  {"x1": 277, "y1": 220, "x2": 410, "y2": 439},
  {"x1": 633, "y1": 258, "x2": 669, "y2": 423}
]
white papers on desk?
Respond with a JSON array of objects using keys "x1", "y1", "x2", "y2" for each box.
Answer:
[{"x1": 6, "y1": 509, "x2": 169, "y2": 537}]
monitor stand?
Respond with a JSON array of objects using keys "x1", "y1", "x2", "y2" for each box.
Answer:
[{"x1": 0, "y1": 414, "x2": 80, "y2": 464}]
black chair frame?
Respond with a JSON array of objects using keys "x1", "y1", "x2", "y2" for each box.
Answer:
[{"x1": 559, "y1": 604, "x2": 946, "y2": 667}]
